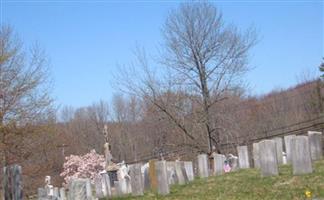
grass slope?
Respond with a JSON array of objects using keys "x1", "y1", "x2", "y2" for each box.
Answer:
[{"x1": 110, "y1": 160, "x2": 324, "y2": 200}]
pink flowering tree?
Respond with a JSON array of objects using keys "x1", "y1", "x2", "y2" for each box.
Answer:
[{"x1": 60, "y1": 149, "x2": 105, "y2": 185}]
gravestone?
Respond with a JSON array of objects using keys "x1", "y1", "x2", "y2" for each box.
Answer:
[
  {"x1": 197, "y1": 154, "x2": 209, "y2": 178},
  {"x1": 252, "y1": 143, "x2": 260, "y2": 168},
  {"x1": 113, "y1": 181, "x2": 120, "y2": 197},
  {"x1": 308, "y1": 131, "x2": 323, "y2": 161},
  {"x1": 258, "y1": 140, "x2": 279, "y2": 177},
  {"x1": 166, "y1": 162, "x2": 178, "y2": 185},
  {"x1": 284, "y1": 135, "x2": 296, "y2": 164},
  {"x1": 155, "y1": 161, "x2": 169, "y2": 195},
  {"x1": 129, "y1": 163, "x2": 144, "y2": 196},
  {"x1": 37, "y1": 188, "x2": 47, "y2": 200},
  {"x1": 143, "y1": 166, "x2": 150, "y2": 191},
  {"x1": 3, "y1": 165, "x2": 23, "y2": 200},
  {"x1": 116, "y1": 178, "x2": 129, "y2": 195},
  {"x1": 101, "y1": 173, "x2": 111, "y2": 197},
  {"x1": 148, "y1": 160, "x2": 158, "y2": 191},
  {"x1": 53, "y1": 187, "x2": 59, "y2": 198},
  {"x1": 175, "y1": 161, "x2": 186, "y2": 185},
  {"x1": 68, "y1": 178, "x2": 92, "y2": 200},
  {"x1": 237, "y1": 146, "x2": 250, "y2": 168},
  {"x1": 94, "y1": 176, "x2": 104, "y2": 198},
  {"x1": 292, "y1": 136, "x2": 313, "y2": 175},
  {"x1": 183, "y1": 161, "x2": 194, "y2": 181},
  {"x1": 228, "y1": 154, "x2": 239, "y2": 171},
  {"x1": 212, "y1": 153, "x2": 226, "y2": 175},
  {"x1": 180, "y1": 162, "x2": 189, "y2": 183},
  {"x1": 59, "y1": 188, "x2": 66, "y2": 200},
  {"x1": 273, "y1": 137, "x2": 284, "y2": 165}
]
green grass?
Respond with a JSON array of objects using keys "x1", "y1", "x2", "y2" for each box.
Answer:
[{"x1": 104, "y1": 160, "x2": 324, "y2": 200}]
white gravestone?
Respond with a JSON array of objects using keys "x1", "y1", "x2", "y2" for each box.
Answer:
[
  {"x1": 292, "y1": 136, "x2": 313, "y2": 175},
  {"x1": 237, "y1": 146, "x2": 250, "y2": 169},
  {"x1": 129, "y1": 163, "x2": 144, "y2": 196},
  {"x1": 166, "y1": 162, "x2": 178, "y2": 185},
  {"x1": 101, "y1": 173, "x2": 111, "y2": 197},
  {"x1": 94, "y1": 176, "x2": 104, "y2": 198},
  {"x1": 59, "y1": 187, "x2": 66, "y2": 200},
  {"x1": 308, "y1": 131, "x2": 323, "y2": 161},
  {"x1": 183, "y1": 161, "x2": 194, "y2": 181},
  {"x1": 273, "y1": 137, "x2": 284, "y2": 165},
  {"x1": 197, "y1": 154, "x2": 209, "y2": 178},
  {"x1": 252, "y1": 143, "x2": 260, "y2": 168},
  {"x1": 68, "y1": 178, "x2": 92, "y2": 200},
  {"x1": 212, "y1": 153, "x2": 226, "y2": 175},
  {"x1": 284, "y1": 135, "x2": 296, "y2": 164},
  {"x1": 175, "y1": 161, "x2": 186, "y2": 185},
  {"x1": 155, "y1": 161, "x2": 170, "y2": 195},
  {"x1": 259, "y1": 140, "x2": 279, "y2": 177}
]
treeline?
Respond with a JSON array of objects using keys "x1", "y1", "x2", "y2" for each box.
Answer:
[{"x1": 56, "y1": 79, "x2": 324, "y2": 164}]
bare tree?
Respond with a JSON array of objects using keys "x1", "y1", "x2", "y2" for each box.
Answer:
[
  {"x1": 117, "y1": 2, "x2": 256, "y2": 154},
  {"x1": 162, "y1": 2, "x2": 256, "y2": 153},
  {"x1": 0, "y1": 26, "x2": 53, "y2": 165}
]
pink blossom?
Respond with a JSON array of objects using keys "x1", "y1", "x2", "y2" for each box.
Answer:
[{"x1": 60, "y1": 149, "x2": 105, "y2": 185}]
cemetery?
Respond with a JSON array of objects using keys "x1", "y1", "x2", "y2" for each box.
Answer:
[
  {"x1": 2, "y1": 131, "x2": 324, "y2": 199},
  {"x1": 1, "y1": 1, "x2": 323, "y2": 200}
]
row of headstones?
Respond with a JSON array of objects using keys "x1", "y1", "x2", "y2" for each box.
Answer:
[
  {"x1": 35, "y1": 160, "x2": 195, "y2": 200},
  {"x1": 42, "y1": 155, "x2": 232, "y2": 200},
  {"x1": 238, "y1": 131, "x2": 323, "y2": 177},
  {"x1": 36, "y1": 153, "x2": 241, "y2": 199}
]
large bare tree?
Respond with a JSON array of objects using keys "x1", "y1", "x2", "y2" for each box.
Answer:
[
  {"x1": 161, "y1": 2, "x2": 256, "y2": 153},
  {"x1": 0, "y1": 26, "x2": 53, "y2": 165},
  {"x1": 116, "y1": 2, "x2": 256, "y2": 154}
]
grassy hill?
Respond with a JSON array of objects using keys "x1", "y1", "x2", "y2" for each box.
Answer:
[{"x1": 111, "y1": 160, "x2": 324, "y2": 200}]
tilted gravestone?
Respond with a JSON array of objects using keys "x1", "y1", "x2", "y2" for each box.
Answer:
[
  {"x1": 308, "y1": 131, "x2": 323, "y2": 161},
  {"x1": 237, "y1": 146, "x2": 250, "y2": 169},
  {"x1": 273, "y1": 137, "x2": 284, "y2": 165},
  {"x1": 292, "y1": 136, "x2": 313, "y2": 175},
  {"x1": 284, "y1": 135, "x2": 296, "y2": 164},
  {"x1": 212, "y1": 153, "x2": 226, "y2": 175},
  {"x1": 180, "y1": 161, "x2": 189, "y2": 183},
  {"x1": 259, "y1": 140, "x2": 279, "y2": 177},
  {"x1": 175, "y1": 161, "x2": 186, "y2": 185},
  {"x1": 252, "y1": 143, "x2": 260, "y2": 168},
  {"x1": 3, "y1": 165, "x2": 23, "y2": 200},
  {"x1": 197, "y1": 154, "x2": 209, "y2": 178},
  {"x1": 183, "y1": 161, "x2": 194, "y2": 181},
  {"x1": 68, "y1": 178, "x2": 92, "y2": 200},
  {"x1": 155, "y1": 161, "x2": 170, "y2": 195},
  {"x1": 129, "y1": 163, "x2": 144, "y2": 196}
]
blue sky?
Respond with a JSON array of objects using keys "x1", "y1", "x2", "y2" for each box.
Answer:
[{"x1": 1, "y1": 1, "x2": 323, "y2": 107}]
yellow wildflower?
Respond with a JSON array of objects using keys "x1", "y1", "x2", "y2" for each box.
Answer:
[{"x1": 305, "y1": 190, "x2": 312, "y2": 198}]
